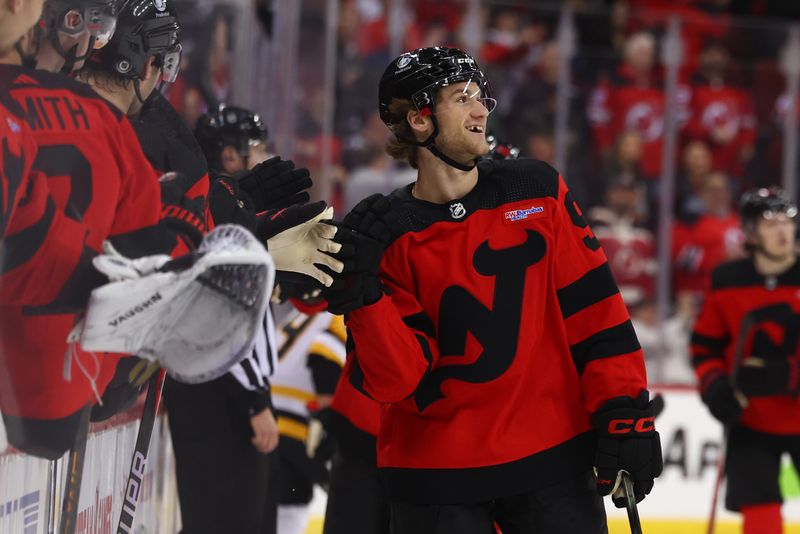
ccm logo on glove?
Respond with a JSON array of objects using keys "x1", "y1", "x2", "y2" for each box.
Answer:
[{"x1": 607, "y1": 416, "x2": 654, "y2": 434}]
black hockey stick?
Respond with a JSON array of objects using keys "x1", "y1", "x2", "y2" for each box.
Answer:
[
  {"x1": 613, "y1": 471, "x2": 642, "y2": 534},
  {"x1": 706, "y1": 303, "x2": 794, "y2": 534},
  {"x1": 58, "y1": 404, "x2": 91, "y2": 534},
  {"x1": 116, "y1": 368, "x2": 166, "y2": 534}
]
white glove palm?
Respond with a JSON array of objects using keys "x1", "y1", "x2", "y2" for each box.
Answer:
[{"x1": 266, "y1": 206, "x2": 343, "y2": 287}]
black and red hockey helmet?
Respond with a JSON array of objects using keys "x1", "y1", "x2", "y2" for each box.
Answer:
[
  {"x1": 90, "y1": 0, "x2": 181, "y2": 83},
  {"x1": 378, "y1": 47, "x2": 496, "y2": 171},
  {"x1": 195, "y1": 105, "x2": 268, "y2": 169},
  {"x1": 739, "y1": 187, "x2": 798, "y2": 229}
]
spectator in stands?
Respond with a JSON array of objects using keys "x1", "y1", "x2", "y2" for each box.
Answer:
[
  {"x1": 587, "y1": 173, "x2": 655, "y2": 306},
  {"x1": 684, "y1": 39, "x2": 755, "y2": 181},
  {"x1": 628, "y1": 294, "x2": 695, "y2": 385},
  {"x1": 678, "y1": 140, "x2": 715, "y2": 219},
  {"x1": 588, "y1": 31, "x2": 672, "y2": 180},
  {"x1": 590, "y1": 130, "x2": 645, "y2": 213},
  {"x1": 672, "y1": 171, "x2": 744, "y2": 295}
]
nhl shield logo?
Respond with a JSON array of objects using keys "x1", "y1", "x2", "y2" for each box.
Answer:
[
  {"x1": 396, "y1": 56, "x2": 412, "y2": 69},
  {"x1": 449, "y1": 202, "x2": 466, "y2": 219},
  {"x1": 154, "y1": 0, "x2": 167, "y2": 11}
]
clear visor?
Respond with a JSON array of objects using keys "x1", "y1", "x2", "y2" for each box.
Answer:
[
  {"x1": 160, "y1": 44, "x2": 182, "y2": 83},
  {"x1": 85, "y1": 9, "x2": 117, "y2": 49},
  {"x1": 455, "y1": 78, "x2": 497, "y2": 115}
]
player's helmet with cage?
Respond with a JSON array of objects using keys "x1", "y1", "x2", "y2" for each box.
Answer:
[
  {"x1": 378, "y1": 47, "x2": 495, "y2": 171},
  {"x1": 90, "y1": 0, "x2": 181, "y2": 83},
  {"x1": 739, "y1": 187, "x2": 798, "y2": 230},
  {"x1": 195, "y1": 105, "x2": 269, "y2": 170},
  {"x1": 41, "y1": 0, "x2": 117, "y2": 68}
]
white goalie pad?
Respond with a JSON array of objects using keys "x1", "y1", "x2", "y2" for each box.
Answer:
[{"x1": 74, "y1": 224, "x2": 275, "y2": 384}]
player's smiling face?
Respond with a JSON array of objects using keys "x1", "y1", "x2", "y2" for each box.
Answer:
[
  {"x1": 755, "y1": 213, "x2": 797, "y2": 260},
  {"x1": 433, "y1": 81, "x2": 491, "y2": 162}
]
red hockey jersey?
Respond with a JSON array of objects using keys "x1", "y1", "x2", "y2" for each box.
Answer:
[
  {"x1": 344, "y1": 158, "x2": 648, "y2": 503},
  {"x1": 683, "y1": 83, "x2": 756, "y2": 178},
  {"x1": 588, "y1": 63, "x2": 692, "y2": 179},
  {"x1": 0, "y1": 65, "x2": 163, "y2": 421},
  {"x1": 672, "y1": 212, "x2": 743, "y2": 293},
  {"x1": 691, "y1": 259, "x2": 800, "y2": 435},
  {"x1": 0, "y1": 94, "x2": 97, "y2": 309}
]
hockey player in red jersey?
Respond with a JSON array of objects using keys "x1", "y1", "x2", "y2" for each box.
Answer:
[
  {"x1": 0, "y1": 0, "x2": 175, "y2": 459},
  {"x1": 0, "y1": 0, "x2": 108, "y2": 309},
  {"x1": 322, "y1": 47, "x2": 662, "y2": 533},
  {"x1": 691, "y1": 187, "x2": 800, "y2": 534}
]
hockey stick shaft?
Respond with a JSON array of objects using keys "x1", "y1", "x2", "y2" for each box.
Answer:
[
  {"x1": 58, "y1": 404, "x2": 91, "y2": 534},
  {"x1": 620, "y1": 471, "x2": 642, "y2": 534},
  {"x1": 116, "y1": 369, "x2": 166, "y2": 534}
]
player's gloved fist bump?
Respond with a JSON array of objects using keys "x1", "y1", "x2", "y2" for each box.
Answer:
[
  {"x1": 738, "y1": 356, "x2": 800, "y2": 397},
  {"x1": 237, "y1": 156, "x2": 312, "y2": 212},
  {"x1": 592, "y1": 390, "x2": 663, "y2": 508},
  {"x1": 700, "y1": 371, "x2": 745, "y2": 424},
  {"x1": 320, "y1": 221, "x2": 387, "y2": 315}
]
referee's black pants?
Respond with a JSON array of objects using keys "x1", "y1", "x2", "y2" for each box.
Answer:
[{"x1": 165, "y1": 377, "x2": 277, "y2": 534}]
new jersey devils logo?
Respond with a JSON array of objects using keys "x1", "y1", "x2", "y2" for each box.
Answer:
[{"x1": 414, "y1": 230, "x2": 547, "y2": 411}]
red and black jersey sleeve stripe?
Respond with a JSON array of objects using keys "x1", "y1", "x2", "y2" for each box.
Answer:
[{"x1": 553, "y1": 176, "x2": 647, "y2": 412}]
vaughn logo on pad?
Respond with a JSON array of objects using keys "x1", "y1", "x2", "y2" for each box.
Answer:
[{"x1": 504, "y1": 205, "x2": 545, "y2": 222}]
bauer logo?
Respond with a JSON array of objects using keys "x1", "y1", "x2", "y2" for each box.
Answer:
[
  {"x1": 504, "y1": 205, "x2": 545, "y2": 222},
  {"x1": 449, "y1": 202, "x2": 466, "y2": 219}
]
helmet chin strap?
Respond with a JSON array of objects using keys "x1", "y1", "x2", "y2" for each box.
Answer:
[
  {"x1": 415, "y1": 115, "x2": 478, "y2": 172},
  {"x1": 53, "y1": 33, "x2": 96, "y2": 74},
  {"x1": 133, "y1": 78, "x2": 148, "y2": 106}
]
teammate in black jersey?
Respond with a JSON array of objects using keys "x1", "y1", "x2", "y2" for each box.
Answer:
[{"x1": 692, "y1": 187, "x2": 800, "y2": 534}]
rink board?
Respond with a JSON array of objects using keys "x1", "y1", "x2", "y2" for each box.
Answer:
[
  {"x1": 0, "y1": 404, "x2": 178, "y2": 534},
  {"x1": 3, "y1": 388, "x2": 800, "y2": 533}
]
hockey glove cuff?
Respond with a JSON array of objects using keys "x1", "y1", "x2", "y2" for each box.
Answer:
[{"x1": 592, "y1": 391, "x2": 662, "y2": 508}]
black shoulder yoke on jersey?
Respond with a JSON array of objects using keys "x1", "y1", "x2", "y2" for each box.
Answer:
[
  {"x1": 711, "y1": 258, "x2": 800, "y2": 290},
  {"x1": 1, "y1": 64, "x2": 125, "y2": 122},
  {"x1": 382, "y1": 157, "x2": 560, "y2": 243}
]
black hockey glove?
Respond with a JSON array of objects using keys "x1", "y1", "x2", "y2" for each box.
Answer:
[
  {"x1": 592, "y1": 391, "x2": 662, "y2": 508},
  {"x1": 237, "y1": 156, "x2": 312, "y2": 212},
  {"x1": 700, "y1": 372, "x2": 744, "y2": 425},
  {"x1": 256, "y1": 200, "x2": 327, "y2": 242},
  {"x1": 738, "y1": 356, "x2": 800, "y2": 397},
  {"x1": 320, "y1": 223, "x2": 385, "y2": 315},
  {"x1": 341, "y1": 193, "x2": 398, "y2": 242},
  {"x1": 160, "y1": 172, "x2": 207, "y2": 250},
  {"x1": 208, "y1": 175, "x2": 257, "y2": 230}
]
